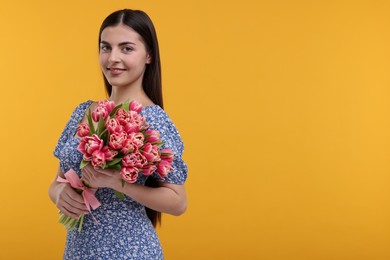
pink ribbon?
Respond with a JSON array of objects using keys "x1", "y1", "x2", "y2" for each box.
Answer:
[{"x1": 57, "y1": 169, "x2": 101, "y2": 212}]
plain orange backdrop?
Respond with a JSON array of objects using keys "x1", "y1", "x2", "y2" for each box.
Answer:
[{"x1": 0, "y1": 1, "x2": 389, "y2": 259}]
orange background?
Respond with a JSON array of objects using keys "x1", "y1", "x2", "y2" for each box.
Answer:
[{"x1": 0, "y1": 1, "x2": 389, "y2": 259}]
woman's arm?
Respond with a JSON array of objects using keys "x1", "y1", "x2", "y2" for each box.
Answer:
[
  {"x1": 48, "y1": 166, "x2": 89, "y2": 219},
  {"x1": 82, "y1": 164, "x2": 187, "y2": 216}
]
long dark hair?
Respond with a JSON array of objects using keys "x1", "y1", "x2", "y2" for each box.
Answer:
[{"x1": 99, "y1": 9, "x2": 163, "y2": 227}]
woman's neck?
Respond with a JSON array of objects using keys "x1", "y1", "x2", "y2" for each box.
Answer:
[{"x1": 109, "y1": 84, "x2": 153, "y2": 107}]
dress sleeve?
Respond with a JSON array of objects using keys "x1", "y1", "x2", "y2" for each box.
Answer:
[
  {"x1": 53, "y1": 101, "x2": 90, "y2": 159},
  {"x1": 146, "y1": 108, "x2": 188, "y2": 185}
]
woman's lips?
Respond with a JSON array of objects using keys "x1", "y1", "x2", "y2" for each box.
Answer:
[{"x1": 108, "y1": 68, "x2": 126, "y2": 75}]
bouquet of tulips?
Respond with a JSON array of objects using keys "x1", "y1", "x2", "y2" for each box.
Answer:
[
  {"x1": 58, "y1": 99, "x2": 174, "y2": 232},
  {"x1": 78, "y1": 99, "x2": 174, "y2": 191}
]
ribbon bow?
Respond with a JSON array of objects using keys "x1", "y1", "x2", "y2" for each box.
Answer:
[{"x1": 57, "y1": 169, "x2": 101, "y2": 212}]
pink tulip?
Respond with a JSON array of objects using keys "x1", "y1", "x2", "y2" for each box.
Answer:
[
  {"x1": 91, "y1": 150, "x2": 107, "y2": 168},
  {"x1": 123, "y1": 122, "x2": 139, "y2": 134},
  {"x1": 85, "y1": 135, "x2": 104, "y2": 154},
  {"x1": 92, "y1": 106, "x2": 108, "y2": 122},
  {"x1": 142, "y1": 144, "x2": 160, "y2": 162},
  {"x1": 120, "y1": 167, "x2": 139, "y2": 183},
  {"x1": 82, "y1": 154, "x2": 92, "y2": 161},
  {"x1": 129, "y1": 100, "x2": 143, "y2": 113},
  {"x1": 142, "y1": 164, "x2": 157, "y2": 176},
  {"x1": 128, "y1": 132, "x2": 145, "y2": 148},
  {"x1": 122, "y1": 152, "x2": 147, "y2": 168},
  {"x1": 145, "y1": 130, "x2": 160, "y2": 144},
  {"x1": 108, "y1": 131, "x2": 127, "y2": 150},
  {"x1": 115, "y1": 108, "x2": 130, "y2": 124},
  {"x1": 76, "y1": 123, "x2": 90, "y2": 137},
  {"x1": 102, "y1": 146, "x2": 118, "y2": 161},
  {"x1": 103, "y1": 100, "x2": 115, "y2": 114},
  {"x1": 157, "y1": 160, "x2": 173, "y2": 178},
  {"x1": 106, "y1": 118, "x2": 122, "y2": 134},
  {"x1": 121, "y1": 139, "x2": 137, "y2": 154},
  {"x1": 160, "y1": 148, "x2": 174, "y2": 163},
  {"x1": 142, "y1": 143, "x2": 152, "y2": 152},
  {"x1": 132, "y1": 112, "x2": 147, "y2": 131},
  {"x1": 97, "y1": 100, "x2": 114, "y2": 114},
  {"x1": 78, "y1": 134, "x2": 104, "y2": 159}
]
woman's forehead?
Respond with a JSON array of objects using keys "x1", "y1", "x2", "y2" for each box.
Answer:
[{"x1": 100, "y1": 24, "x2": 142, "y2": 43}]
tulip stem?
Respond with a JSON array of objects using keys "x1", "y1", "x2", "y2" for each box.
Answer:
[{"x1": 78, "y1": 215, "x2": 85, "y2": 233}]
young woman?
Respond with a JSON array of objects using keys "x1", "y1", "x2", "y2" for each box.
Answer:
[{"x1": 49, "y1": 9, "x2": 188, "y2": 259}]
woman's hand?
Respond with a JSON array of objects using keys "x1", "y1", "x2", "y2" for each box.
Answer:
[
  {"x1": 49, "y1": 167, "x2": 89, "y2": 219},
  {"x1": 81, "y1": 164, "x2": 121, "y2": 189}
]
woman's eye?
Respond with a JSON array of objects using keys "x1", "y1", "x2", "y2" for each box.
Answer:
[
  {"x1": 100, "y1": 45, "x2": 110, "y2": 52},
  {"x1": 123, "y1": 47, "x2": 133, "y2": 52}
]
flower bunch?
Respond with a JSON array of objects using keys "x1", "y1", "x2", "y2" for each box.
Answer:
[
  {"x1": 77, "y1": 99, "x2": 174, "y2": 199},
  {"x1": 58, "y1": 100, "x2": 174, "y2": 233}
]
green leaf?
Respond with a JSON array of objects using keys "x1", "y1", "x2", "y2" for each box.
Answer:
[
  {"x1": 102, "y1": 130, "x2": 110, "y2": 144},
  {"x1": 99, "y1": 128, "x2": 108, "y2": 140},
  {"x1": 87, "y1": 109, "x2": 96, "y2": 134},
  {"x1": 109, "y1": 103, "x2": 122, "y2": 117},
  {"x1": 80, "y1": 160, "x2": 89, "y2": 169},
  {"x1": 78, "y1": 215, "x2": 85, "y2": 233},
  {"x1": 109, "y1": 164, "x2": 122, "y2": 171},
  {"x1": 106, "y1": 158, "x2": 122, "y2": 166},
  {"x1": 111, "y1": 163, "x2": 122, "y2": 171},
  {"x1": 97, "y1": 116, "x2": 105, "y2": 136},
  {"x1": 123, "y1": 99, "x2": 130, "y2": 112},
  {"x1": 114, "y1": 190, "x2": 125, "y2": 201}
]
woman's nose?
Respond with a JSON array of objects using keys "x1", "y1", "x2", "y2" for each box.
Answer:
[{"x1": 108, "y1": 49, "x2": 121, "y2": 63}]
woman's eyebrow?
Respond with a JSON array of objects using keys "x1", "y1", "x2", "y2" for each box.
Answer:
[{"x1": 100, "y1": 40, "x2": 136, "y2": 46}]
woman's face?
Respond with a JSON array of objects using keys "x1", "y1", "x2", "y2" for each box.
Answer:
[{"x1": 99, "y1": 24, "x2": 151, "y2": 89}]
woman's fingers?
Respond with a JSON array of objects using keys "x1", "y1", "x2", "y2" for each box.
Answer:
[
  {"x1": 83, "y1": 164, "x2": 115, "y2": 176},
  {"x1": 82, "y1": 169, "x2": 97, "y2": 187},
  {"x1": 95, "y1": 168, "x2": 116, "y2": 176},
  {"x1": 56, "y1": 183, "x2": 89, "y2": 217},
  {"x1": 66, "y1": 190, "x2": 88, "y2": 210},
  {"x1": 81, "y1": 164, "x2": 119, "y2": 189},
  {"x1": 59, "y1": 204, "x2": 84, "y2": 219}
]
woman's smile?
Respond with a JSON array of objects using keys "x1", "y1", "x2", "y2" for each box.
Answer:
[{"x1": 107, "y1": 67, "x2": 127, "y2": 75}]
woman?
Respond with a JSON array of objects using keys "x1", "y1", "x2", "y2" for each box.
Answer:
[{"x1": 49, "y1": 9, "x2": 188, "y2": 259}]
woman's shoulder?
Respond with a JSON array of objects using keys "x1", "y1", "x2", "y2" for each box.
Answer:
[
  {"x1": 67, "y1": 100, "x2": 94, "y2": 123},
  {"x1": 141, "y1": 105, "x2": 172, "y2": 125},
  {"x1": 141, "y1": 105, "x2": 184, "y2": 145},
  {"x1": 72, "y1": 100, "x2": 94, "y2": 113}
]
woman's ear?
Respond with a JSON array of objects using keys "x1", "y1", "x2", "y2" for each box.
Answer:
[{"x1": 146, "y1": 53, "x2": 152, "y2": 64}]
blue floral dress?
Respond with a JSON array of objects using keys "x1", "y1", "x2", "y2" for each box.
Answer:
[{"x1": 54, "y1": 100, "x2": 188, "y2": 260}]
